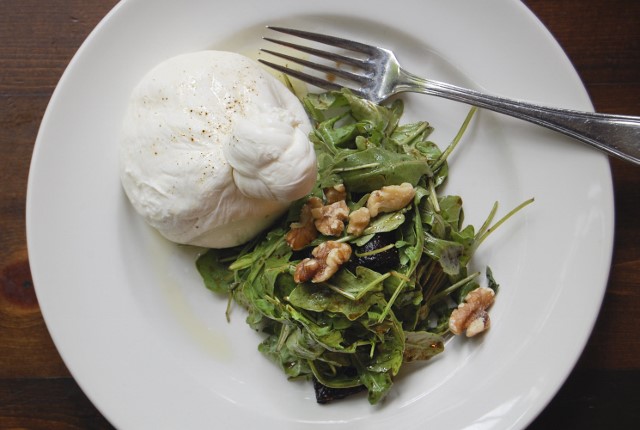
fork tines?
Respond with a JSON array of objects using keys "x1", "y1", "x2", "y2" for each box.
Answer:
[
  {"x1": 259, "y1": 26, "x2": 373, "y2": 95},
  {"x1": 265, "y1": 26, "x2": 377, "y2": 56}
]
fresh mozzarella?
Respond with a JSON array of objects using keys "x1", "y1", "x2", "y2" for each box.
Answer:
[{"x1": 119, "y1": 51, "x2": 316, "y2": 248}]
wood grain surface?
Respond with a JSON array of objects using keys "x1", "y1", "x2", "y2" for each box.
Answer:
[{"x1": 1, "y1": 0, "x2": 638, "y2": 428}]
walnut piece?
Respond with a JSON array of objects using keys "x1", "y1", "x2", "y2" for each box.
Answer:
[
  {"x1": 324, "y1": 184, "x2": 347, "y2": 204},
  {"x1": 366, "y1": 182, "x2": 416, "y2": 217},
  {"x1": 346, "y1": 207, "x2": 371, "y2": 236},
  {"x1": 293, "y1": 258, "x2": 320, "y2": 283},
  {"x1": 285, "y1": 197, "x2": 323, "y2": 250},
  {"x1": 293, "y1": 241, "x2": 352, "y2": 283},
  {"x1": 448, "y1": 287, "x2": 496, "y2": 337},
  {"x1": 311, "y1": 200, "x2": 350, "y2": 236}
]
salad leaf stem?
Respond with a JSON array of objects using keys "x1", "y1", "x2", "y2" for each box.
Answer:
[
  {"x1": 355, "y1": 243, "x2": 396, "y2": 258},
  {"x1": 378, "y1": 279, "x2": 408, "y2": 323},
  {"x1": 469, "y1": 197, "x2": 535, "y2": 258},
  {"x1": 432, "y1": 107, "x2": 477, "y2": 172},
  {"x1": 332, "y1": 162, "x2": 381, "y2": 173},
  {"x1": 394, "y1": 121, "x2": 431, "y2": 148},
  {"x1": 276, "y1": 323, "x2": 293, "y2": 352},
  {"x1": 427, "y1": 271, "x2": 481, "y2": 305},
  {"x1": 428, "y1": 179, "x2": 440, "y2": 213},
  {"x1": 390, "y1": 270, "x2": 411, "y2": 283}
]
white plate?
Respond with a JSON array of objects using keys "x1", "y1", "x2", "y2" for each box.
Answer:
[{"x1": 26, "y1": 0, "x2": 614, "y2": 429}]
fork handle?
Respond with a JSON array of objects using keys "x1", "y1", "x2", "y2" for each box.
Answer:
[{"x1": 399, "y1": 72, "x2": 640, "y2": 165}]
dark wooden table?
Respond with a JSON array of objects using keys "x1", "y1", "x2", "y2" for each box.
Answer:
[{"x1": 1, "y1": 0, "x2": 638, "y2": 428}]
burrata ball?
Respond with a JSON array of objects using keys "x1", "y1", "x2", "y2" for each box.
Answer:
[{"x1": 119, "y1": 51, "x2": 317, "y2": 248}]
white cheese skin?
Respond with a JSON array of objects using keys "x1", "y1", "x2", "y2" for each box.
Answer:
[{"x1": 119, "y1": 51, "x2": 317, "y2": 248}]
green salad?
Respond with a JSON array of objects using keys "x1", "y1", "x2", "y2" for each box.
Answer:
[{"x1": 196, "y1": 89, "x2": 532, "y2": 404}]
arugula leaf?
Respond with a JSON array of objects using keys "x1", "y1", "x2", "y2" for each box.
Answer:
[
  {"x1": 325, "y1": 266, "x2": 389, "y2": 301},
  {"x1": 331, "y1": 146, "x2": 432, "y2": 191},
  {"x1": 423, "y1": 232, "x2": 465, "y2": 276},
  {"x1": 404, "y1": 331, "x2": 445, "y2": 362},
  {"x1": 258, "y1": 329, "x2": 313, "y2": 378},
  {"x1": 286, "y1": 283, "x2": 384, "y2": 321},
  {"x1": 303, "y1": 91, "x2": 350, "y2": 122},
  {"x1": 196, "y1": 248, "x2": 237, "y2": 294}
]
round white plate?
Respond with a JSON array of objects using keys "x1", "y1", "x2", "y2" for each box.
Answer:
[{"x1": 27, "y1": 0, "x2": 614, "y2": 429}]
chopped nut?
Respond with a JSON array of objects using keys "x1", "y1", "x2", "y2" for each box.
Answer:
[
  {"x1": 324, "y1": 184, "x2": 347, "y2": 204},
  {"x1": 293, "y1": 258, "x2": 321, "y2": 283},
  {"x1": 448, "y1": 287, "x2": 496, "y2": 337},
  {"x1": 311, "y1": 241, "x2": 352, "y2": 282},
  {"x1": 366, "y1": 182, "x2": 416, "y2": 217},
  {"x1": 346, "y1": 207, "x2": 371, "y2": 236},
  {"x1": 293, "y1": 241, "x2": 352, "y2": 283},
  {"x1": 311, "y1": 200, "x2": 350, "y2": 236},
  {"x1": 465, "y1": 314, "x2": 490, "y2": 337},
  {"x1": 285, "y1": 197, "x2": 323, "y2": 250},
  {"x1": 307, "y1": 196, "x2": 324, "y2": 211}
]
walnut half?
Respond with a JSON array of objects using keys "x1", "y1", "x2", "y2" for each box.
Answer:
[
  {"x1": 366, "y1": 182, "x2": 416, "y2": 217},
  {"x1": 293, "y1": 241, "x2": 352, "y2": 283},
  {"x1": 311, "y1": 200, "x2": 350, "y2": 236},
  {"x1": 448, "y1": 287, "x2": 496, "y2": 337}
]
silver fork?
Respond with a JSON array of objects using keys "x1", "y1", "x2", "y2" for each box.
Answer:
[{"x1": 259, "y1": 26, "x2": 640, "y2": 165}]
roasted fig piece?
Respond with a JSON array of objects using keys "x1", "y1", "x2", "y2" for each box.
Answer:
[
  {"x1": 313, "y1": 378, "x2": 366, "y2": 404},
  {"x1": 349, "y1": 232, "x2": 399, "y2": 273}
]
